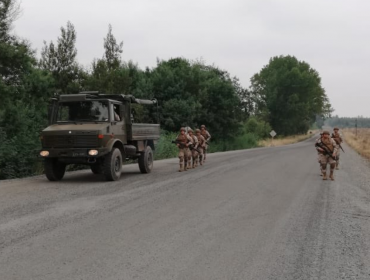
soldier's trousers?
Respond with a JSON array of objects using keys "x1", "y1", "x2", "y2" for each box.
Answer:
[
  {"x1": 198, "y1": 147, "x2": 204, "y2": 163},
  {"x1": 336, "y1": 150, "x2": 340, "y2": 166},
  {"x1": 178, "y1": 148, "x2": 190, "y2": 163},
  {"x1": 318, "y1": 154, "x2": 336, "y2": 172}
]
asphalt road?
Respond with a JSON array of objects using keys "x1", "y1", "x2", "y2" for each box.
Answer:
[{"x1": 1, "y1": 136, "x2": 370, "y2": 280}]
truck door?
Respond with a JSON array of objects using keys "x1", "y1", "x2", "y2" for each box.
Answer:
[{"x1": 111, "y1": 103, "x2": 127, "y2": 144}]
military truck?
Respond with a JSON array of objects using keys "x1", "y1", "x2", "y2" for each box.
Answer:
[{"x1": 39, "y1": 92, "x2": 160, "y2": 181}]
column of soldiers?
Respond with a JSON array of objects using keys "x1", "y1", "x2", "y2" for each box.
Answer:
[
  {"x1": 315, "y1": 127, "x2": 343, "y2": 181},
  {"x1": 175, "y1": 125, "x2": 211, "y2": 172}
]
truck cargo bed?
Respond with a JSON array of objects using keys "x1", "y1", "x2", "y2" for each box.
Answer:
[{"x1": 131, "y1": 123, "x2": 160, "y2": 141}]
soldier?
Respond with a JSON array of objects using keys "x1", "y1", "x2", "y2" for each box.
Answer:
[
  {"x1": 200, "y1": 125, "x2": 211, "y2": 161},
  {"x1": 315, "y1": 130, "x2": 338, "y2": 181},
  {"x1": 187, "y1": 128, "x2": 199, "y2": 168},
  {"x1": 195, "y1": 129, "x2": 206, "y2": 165},
  {"x1": 317, "y1": 132, "x2": 323, "y2": 176},
  {"x1": 331, "y1": 127, "x2": 343, "y2": 170},
  {"x1": 176, "y1": 127, "x2": 193, "y2": 172}
]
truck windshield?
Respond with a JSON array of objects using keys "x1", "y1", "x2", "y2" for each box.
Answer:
[{"x1": 57, "y1": 101, "x2": 109, "y2": 122}]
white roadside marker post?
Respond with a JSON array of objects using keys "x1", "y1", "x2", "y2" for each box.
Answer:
[{"x1": 270, "y1": 130, "x2": 277, "y2": 147}]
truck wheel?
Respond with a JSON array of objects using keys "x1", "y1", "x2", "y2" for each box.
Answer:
[
  {"x1": 138, "y1": 146, "x2": 153, "y2": 174},
  {"x1": 104, "y1": 148, "x2": 123, "y2": 181},
  {"x1": 90, "y1": 163, "x2": 103, "y2": 174},
  {"x1": 44, "y1": 158, "x2": 66, "y2": 181}
]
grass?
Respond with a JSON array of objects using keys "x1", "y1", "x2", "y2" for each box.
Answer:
[
  {"x1": 342, "y1": 128, "x2": 370, "y2": 159},
  {"x1": 258, "y1": 130, "x2": 318, "y2": 147}
]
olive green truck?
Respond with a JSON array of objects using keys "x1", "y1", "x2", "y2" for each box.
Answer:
[{"x1": 39, "y1": 92, "x2": 160, "y2": 181}]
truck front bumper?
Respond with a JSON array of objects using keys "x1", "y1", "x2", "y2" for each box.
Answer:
[{"x1": 38, "y1": 147, "x2": 110, "y2": 159}]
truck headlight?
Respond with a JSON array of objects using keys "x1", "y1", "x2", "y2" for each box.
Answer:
[
  {"x1": 40, "y1": 151, "x2": 49, "y2": 157},
  {"x1": 88, "y1": 150, "x2": 98, "y2": 156}
]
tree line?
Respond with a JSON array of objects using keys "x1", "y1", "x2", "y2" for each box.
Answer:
[
  {"x1": 0, "y1": 0, "x2": 332, "y2": 179},
  {"x1": 326, "y1": 116, "x2": 370, "y2": 128}
]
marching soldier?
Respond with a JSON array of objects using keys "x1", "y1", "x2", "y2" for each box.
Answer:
[
  {"x1": 331, "y1": 127, "x2": 343, "y2": 170},
  {"x1": 200, "y1": 125, "x2": 211, "y2": 161},
  {"x1": 187, "y1": 128, "x2": 199, "y2": 168},
  {"x1": 315, "y1": 130, "x2": 338, "y2": 180},
  {"x1": 317, "y1": 132, "x2": 323, "y2": 176},
  {"x1": 176, "y1": 127, "x2": 193, "y2": 172},
  {"x1": 195, "y1": 129, "x2": 206, "y2": 165}
]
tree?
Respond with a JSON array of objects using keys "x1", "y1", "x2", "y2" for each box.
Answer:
[
  {"x1": 250, "y1": 55, "x2": 333, "y2": 135},
  {"x1": 40, "y1": 21, "x2": 82, "y2": 93},
  {"x1": 104, "y1": 24, "x2": 123, "y2": 70},
  {"x1": 0, "y1": 0, "x2": 21, "y2": 42},
  {"x1": 0, "y1": 0, "x2": 55, "y2": 179},
  {"x1": 85, "y1": 24, "x2": 133, "y2": 94},
  {"x1": 146, "y1": 58, "x2": 242, "y2": 140}
]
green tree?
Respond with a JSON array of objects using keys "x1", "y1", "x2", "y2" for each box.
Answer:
[
  {"x1": 146, "y1": 58, "x2": 242, "y2": 140},
  {"x1": 86, "y1": 24, "x2": 134, "y2": 94},
  {"x1": 40, "y1": 21, "x2": 83, "y2": 93},
  {"x1": 250, "y1": 55, "x2": 333, "y2": 135},
  {"x1": 0, "y1": 0, "x2": 54, "y2": 179},
  {"x1": 0, "y1": 0, "x2": 20, "y2": 42},
  {"x1": 104, "y1": 24, "x2": 123, "y2": 70}
]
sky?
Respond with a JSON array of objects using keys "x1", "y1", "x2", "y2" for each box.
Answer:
[{"x1": 13, "y1": 0, "x2": 370, "y2": 117}]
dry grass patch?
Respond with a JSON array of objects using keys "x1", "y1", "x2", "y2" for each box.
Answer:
[
  {"x1": 259, "y1": 130, "x2": 318, "y2": 147},
  {"x1": 342, "y1": 128, "x2": 370, "y2": 159}
]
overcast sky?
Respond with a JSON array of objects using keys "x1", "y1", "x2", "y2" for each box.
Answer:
[{"x1": 14, "y1": 0, "x2": 370, "y2": 117}]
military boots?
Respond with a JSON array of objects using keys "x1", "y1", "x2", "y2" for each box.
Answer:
[
  {"x1": 179, "y1": 164, "x2": 184, "y2": 172},
  {"x1": 322, "y1": 171, "x2": 327, "y2": 180}
]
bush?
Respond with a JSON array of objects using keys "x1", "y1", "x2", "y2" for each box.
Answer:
[
  {"x1": 153, "y1": 131, "x2": 179, "y2": 160},
  {"x1": 244, "y1": 117, "x2": 272, "y2": 139},
  {"x1": 208, "y1": 133, "x2": 259, "y2": 153}
]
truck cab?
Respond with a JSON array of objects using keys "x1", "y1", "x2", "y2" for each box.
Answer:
[{"x1": 39, "y1": 92, "x2": 160, "y2": 181}]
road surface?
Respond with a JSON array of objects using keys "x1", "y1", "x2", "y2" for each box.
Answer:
[{"x1": 1, "y1": 136, "x2": 370, "y2": 279}]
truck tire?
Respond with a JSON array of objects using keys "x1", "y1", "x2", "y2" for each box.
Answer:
[
  {"x1": 104, "y1": 148, "x2": 123, "y2": 181},
  {"x1": 90, "y1": 163, "x2": 103, "y2": 174},
  {"x1": 138, "y1": 146, "x2": 153, "y2": 174},
  {"x1": 44, "y1": 158, "x2": 66, "y2": 181}
]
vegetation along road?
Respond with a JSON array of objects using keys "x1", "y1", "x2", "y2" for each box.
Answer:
[{"x1": 1, "y1": 136, "x2": 370, "y2": 280}]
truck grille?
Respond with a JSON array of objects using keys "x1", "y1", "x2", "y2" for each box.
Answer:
[{"x1": 43, "y1": 135, "x2": 99, "y2": 148}]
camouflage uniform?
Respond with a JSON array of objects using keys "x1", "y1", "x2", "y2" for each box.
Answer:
[
  {"x1": 176, "y1": 127, "x2": 193, "y2": 172},
  {"x1": 187, "y1": 129, "x2": 199, "y2": 168},
  {"x1": 195, "y1": 129, "x2": 206, "y2": 165},
  {"x1": 331, "y1": 128, "x2": 343, "y2": 170},
  {"x1": 316, "y1": 133, "x2": 323, "y2": 175},
  {"x1": 200, "y1": 125, "x2": 211, "y2": 161},
  {"x1": 315, "y1": 130, "x2": 338, "y2": 180}
]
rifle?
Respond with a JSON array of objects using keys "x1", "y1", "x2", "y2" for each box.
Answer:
[
  {"x1": 331, "y1": 134, "x2": 345, "y2": 153},
  {"x1": 171, "y1": 140, "x2": 202, "y2": 154},
  {"x1": 315, "y1": 142, "x2": 337, "y2": 160},
  {"x1": 338, "y1": 143, "x2": 345, "y2": 153}
]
